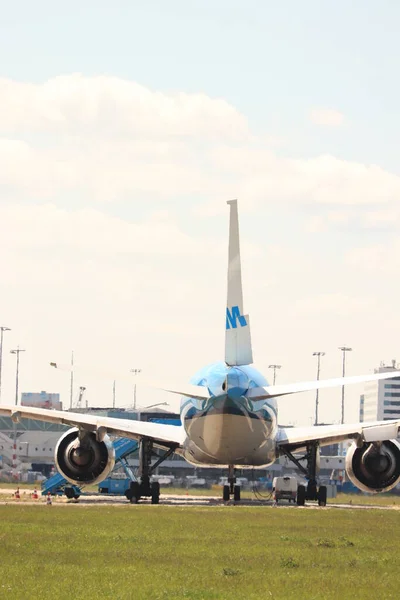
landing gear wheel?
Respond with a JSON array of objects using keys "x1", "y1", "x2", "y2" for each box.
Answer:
[
  {"x1": 233, "y1": 485, "x2": 241, "y2": 502},
  {"x1": 307, "y1": 481, "x2": 318, "y2": 501},
  {"x1": 318, "y1": 485, "x2": 327, "y2": 507},
  {"x1": 151, "y1": 481, "x2": 160, "y2": 505},
  {"x1": 223, "y1": 485, "x2": 230, "y2": 501},
  {"x1": 129, "y1": 481, "x2": 141, "y2": 504},
  {"x1": 65, "y1": 487, "x2": 77, "y2": 500},
  {"x1": 297, "y1": 484, "x2": 306, "y2": 506}
]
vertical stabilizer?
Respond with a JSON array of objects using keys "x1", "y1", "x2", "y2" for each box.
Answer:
[{"x1": 225, "y1": 200, "x2": 253, "y2": 366}]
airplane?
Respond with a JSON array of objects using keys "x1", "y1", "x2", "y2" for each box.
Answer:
[{"x1": 1, "y1": 199, "x2": 400, "y2": 506}]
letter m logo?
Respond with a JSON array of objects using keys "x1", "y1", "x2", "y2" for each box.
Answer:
[{"x1": 226, "y1": 306, "x2": 247, "y2": 330}]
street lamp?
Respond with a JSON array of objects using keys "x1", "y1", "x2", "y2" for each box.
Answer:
[
  {"x1": 313, "y1": 352, "x2": 325, "y2": 425},
  {"x1": 338, "y1": 346, "x2": 352, "y2": 425},
  {"x1": 10, "y1": 346, "x2": 25, "y2": 472},
  {"x1": 69, "y1": 351, "x2": 74, "y2": 410},
  {"x1": 10, "y1": 347, "x2": 25, "y2": 406},
  {"x1": 268, "y1": 364, "x2": 281, "y2": 385},
  {"x1": 130, "y1": 368, "x2": 142, "y2": 409},
  {"x1": 145, "y1": 402, "x2": 169, "y2": 410},
  {"x1": 0, "y1": 326, "x2": 11, "y2": 402}
]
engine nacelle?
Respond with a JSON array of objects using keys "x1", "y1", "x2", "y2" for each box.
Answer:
[
  {"x1": 346, "y1": 439, "x2": 400, "y2": 493},
  {"x1": 55, "y1": 427, "x2": 115, "y2": 485}
]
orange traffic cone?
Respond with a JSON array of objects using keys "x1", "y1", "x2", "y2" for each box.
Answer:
[
  {"x1": 32, "y1": 488, "x2": 38, "y2": 500},
  {"x1": 46, "y1": 492, "x2": 52, "y2": 505},
  {"x1": 15, "y1": 488, "x2": 20, "y2": 500}
]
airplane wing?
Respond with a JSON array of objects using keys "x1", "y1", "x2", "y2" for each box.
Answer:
[
  {"x1": 277, "y1": 419, "x2": 400, "y2": 451},
  {"x1": 0, "y1": 405, "x2": 185, "y2": 448},
  {"x1": 247, "y1": 370, "x2": 400, "y2": 400}
]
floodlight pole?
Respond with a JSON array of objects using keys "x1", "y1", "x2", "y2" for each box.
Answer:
[
  {"x1": 313, "y1": 352, "x2": 325, "y2": 425},
  {"x1": 69, "y1": 351, "x2": 74, "y2": 410},
  {"x1": 10, "y1": 347, "x2": 25, "y2": 406},
  {"x1": 268, "y1": 364, "x2": 281, "y2": 385},
  {"x1": 131, "y1": 368, "x2": 141, "y2": 409},
  {"x1": 10, "y1": 346, "x2": 25, "y2": 472}
]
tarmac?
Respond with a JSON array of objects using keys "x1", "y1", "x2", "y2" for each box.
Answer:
[{"x1": 0, "y1": 489, "x2": 399, "y2": 510}]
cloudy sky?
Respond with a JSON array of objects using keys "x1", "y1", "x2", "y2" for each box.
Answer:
[{"x1": 1, "y1": 1, "x2": 400, "y2": 425}]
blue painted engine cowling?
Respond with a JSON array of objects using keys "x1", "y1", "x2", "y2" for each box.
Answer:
[
  {"x1": 346, "y1": 439, "x2": 400, "y2": 493},
  {"x1": 55, "y1": 427, "x2": 115, "y2": 485}
]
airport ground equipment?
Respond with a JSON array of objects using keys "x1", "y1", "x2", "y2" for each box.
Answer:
[
  {"x1": 98, "y1": 473, "x2": 132, "y2": 495},
  {"x1": 280, "y1": 442, "x2": 327, "y2": 506},
  {"x1": 272, "y1": 476, "x2": 297, "y2": 503}
]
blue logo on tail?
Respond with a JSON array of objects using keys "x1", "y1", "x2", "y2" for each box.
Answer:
[{"x1": 226, "y1": 306, "x2": 247, "y2": 330}]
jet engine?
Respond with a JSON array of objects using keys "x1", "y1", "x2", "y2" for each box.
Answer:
[
  {"x1": 346, "y1": 440, "x2": 400, "y2": 493},
  {"x1": 55, "y1": 427, "x2": 115, "y2": 485}
]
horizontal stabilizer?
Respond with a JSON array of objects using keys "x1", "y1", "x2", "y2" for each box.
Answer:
[{"x1": 50, "y1": 362, "x2": 210, "y2": 400}]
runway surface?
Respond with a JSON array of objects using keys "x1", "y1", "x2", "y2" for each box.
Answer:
[{"x1": 0, "y1": 490, "x2": 399, "y2": 510}]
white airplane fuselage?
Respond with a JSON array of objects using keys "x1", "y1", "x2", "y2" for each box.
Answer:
[{"x1": 180, "y1": 362, "x2": 278, "y2": 467}]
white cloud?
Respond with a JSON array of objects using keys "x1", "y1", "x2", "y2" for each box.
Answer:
[
  {"x1": 294, "y1": 293, "x2": 376, "y2": 317},
  {"x1": 0, "y1": 75, "x2": 249, "y2": 140},
  {"x1": 309, "y1": 108, "x2": 345, "y2": 127},
  {"x1": 208, "y1": 147, "x2": 400, "y2": 207},
  {"x1": 362, "y1": 208, "x2": 400, "y2": 228},
  {"x1": 347, "y1": 241, "x2": 400, "y2": 273},
  {"x1": 1, "y1": 76, "x2": 399, "y2": 209}
]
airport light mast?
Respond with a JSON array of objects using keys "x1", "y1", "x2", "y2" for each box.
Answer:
[
  {"x1": 130, "y1": 368, "x2": 142, "y2": 409},
  {"x1": 0, "y1": 326, "x2": 11, "y2": 402},
  {"x1": 10, "y1": 347, "x2": 25, "y2": 406},
  {"x1": 69, "y1": 351, "x2": 74, "y2": 410},
  {"x1": 268, "y1": 364, "x2": 281, "y2": 385},
  {"x1": 313, "y1": 352, "x2": 325, "y2": 425},
  {"x1": 10, "y1": 346, "x2": 25, "y2": 471}
]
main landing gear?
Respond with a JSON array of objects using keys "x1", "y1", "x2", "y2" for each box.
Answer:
[
  {"x1": 281, "y1": 443, "x2": 327, "y2": 507},
  {"x1": 223, "y1": 465, "x2": 241, "y2": 502},
  {"x1": 125, "y1": 438, "x2": 176, "y2": 505}
]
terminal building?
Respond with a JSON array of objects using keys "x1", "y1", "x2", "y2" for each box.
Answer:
[
  {"x1": 360, "y1": 360, "x2": 400, "y2": 422},
  {"x1": 21, "y1": 391, "x2": 62, "y2": 411}
]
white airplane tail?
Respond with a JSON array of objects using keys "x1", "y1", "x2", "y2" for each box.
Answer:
[{"x1": 225, "y1": 200, "x2": 253, "y2": 366}]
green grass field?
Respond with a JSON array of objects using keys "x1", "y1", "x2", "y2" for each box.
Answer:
[{"x1": 0, "y1": 505, "x2": 398, "y2": 600}]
